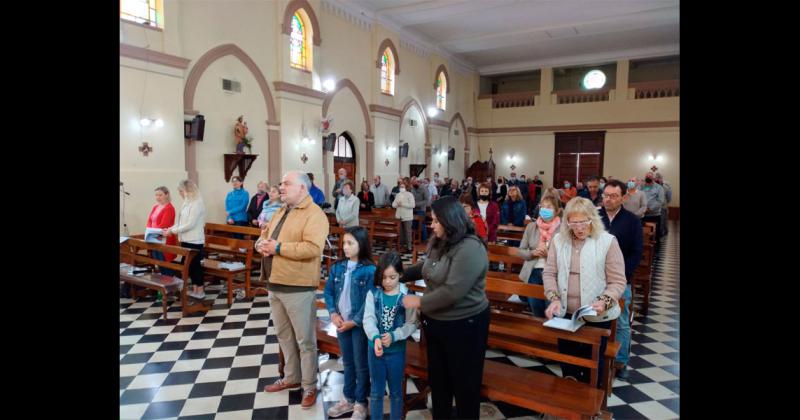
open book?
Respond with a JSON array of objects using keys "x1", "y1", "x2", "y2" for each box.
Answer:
[
  {"x1": 145, "y1": 227, "x2": 166, "y2": 244},
  {"x1": 543, "y1": 304, "x2": 598, "y2": 332}
]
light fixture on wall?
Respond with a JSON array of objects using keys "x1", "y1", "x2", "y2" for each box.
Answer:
[
  {"x1": 140, "y1": 117, "x2": 164, "y2": 128},
  {"x1": 507, "y1": 154, "x2": 518, "y2": 171},
  {"x1": 648, "y1": 154, "x2": 663, "y2": 162},
  {"x1": 385, "y1": 145, "x2": 396, "y2": 166},
  {"x1": 323, "y1": 79, "x2": 336, "y2": 93},
  {"x1": 427, "y1": 107, "x2": 438, "y2": 118}
]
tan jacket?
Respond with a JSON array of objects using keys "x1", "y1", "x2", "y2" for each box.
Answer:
[{"x1": 257, "y1": 194, "x2": 329, "y2": 287}]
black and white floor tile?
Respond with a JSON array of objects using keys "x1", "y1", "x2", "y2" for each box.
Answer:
[{"x1": 120, "y1": 222, "x2": 679, "y2": 419}]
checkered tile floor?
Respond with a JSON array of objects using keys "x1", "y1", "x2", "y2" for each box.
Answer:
[{"x1": 120, "y1": 222, "x2": 679, "y2": 419}]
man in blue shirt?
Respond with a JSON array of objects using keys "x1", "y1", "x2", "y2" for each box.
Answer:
[
  {"x1": 307, "y1": 172, "x2": 326, "y2": 207},
  {"x1": 598, "y1": 180, "x2": 643, "y2": 380}
]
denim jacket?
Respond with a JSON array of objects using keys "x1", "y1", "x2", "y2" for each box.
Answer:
[
  {"x1": 362, "y1": 284, "x2": 419, "y2": 345},
  {"x1": 323, "y1": 260, "x2": 376, "y2": 326}
]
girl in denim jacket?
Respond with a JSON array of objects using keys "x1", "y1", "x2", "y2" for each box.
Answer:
[{"x1": 323, "y1": 226, "x2": 376, "y2": 419}]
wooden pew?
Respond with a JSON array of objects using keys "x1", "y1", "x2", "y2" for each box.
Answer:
[
  {"x1": 496, "y1": 224, "x2": 526, "y2": 243},
  {"x1": 632, "y1": 240, "x2": 655, "y2": 316},
  {"x1": 201, "y1": 235, "x2": 255, "y2": 304},
  {"x1": 120, "y1": 238, "x2": 211, "y2": 319},
  {"x1": 204, "y1": 222, "x2": 265, "y2": 293},
  {"x1": 361, "y1": 214, "x2": 401, "y2": 251},
  {"x1": 485, "y1": 275, "x2": 621, "y2": 415}
]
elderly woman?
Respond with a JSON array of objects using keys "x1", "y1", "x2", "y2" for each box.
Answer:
[
  {"x1": 336, "y1": 180, "x2": 360, "y2": 228},
  {"x1": 543, "y1": 197, "x2": 626, "y2": 384},
  {"x1": 622, "y1": 177, "x2": 648, "y2": 218}
]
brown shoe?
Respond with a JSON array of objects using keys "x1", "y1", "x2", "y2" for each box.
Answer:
[
  {"x1": 264, "y1": 378, "x2": 301, "y2": 392},
  {"x1": 300, "y1": 388, "x2": 318, "y2": 409}
]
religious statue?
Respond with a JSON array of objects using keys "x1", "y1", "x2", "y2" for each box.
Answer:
[{"x1": 234, "y1": 115, "x2": 249, "y2": 154}]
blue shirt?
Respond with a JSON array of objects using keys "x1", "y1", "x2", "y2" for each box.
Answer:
[
  {"x1": 310, "y1": 184, "x2": 326, "y2": 206},
  {"x1": 225, "y1": 188, "x2": 249, "y2": 222}
]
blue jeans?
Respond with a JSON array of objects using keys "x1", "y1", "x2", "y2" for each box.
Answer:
[
  {"x1": 368, "y1": 348, "x2": 406, "y2": 420},
  {"x1": 152, "y1": 251, "x2": 175, "y2": 277},
  {"x1": 615, "y1": 284, "x2": 633, "y2": 366},
  {"x1": 337, "y1": 326, "x2": 370, "y2": 404},
  {"x1": 526, "y1": 268, "x2": 547, "y2": 318}
]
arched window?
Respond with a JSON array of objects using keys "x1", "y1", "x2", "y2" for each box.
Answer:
[
  {"x1": 435, "y1": 71, "x2": 447, "y2": 110},
  {"x1": 289, "y1": 11, "x2": 310, "y2": 70},
  {"x1": 121, "y1": 0, "x2": 163, "y2": 28},
  {"x1": 380, "y1": 49, "x2": 395, "y2": 95},
  {"x1": 334, "y1": 134, "x2": 355, "y2": 159}
]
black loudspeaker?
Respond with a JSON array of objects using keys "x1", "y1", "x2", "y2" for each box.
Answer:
[
  {"x1": 323, "y1": 133, "x2": 337, "y2": 151},
  {"x1": 400, "y1": 143, "x2": 409, "y2": 157},
  {"x1": 190, "y1": 115, "x2": 205, "y2": 141},
  {"x1": 448, "y1": 147, "x2": 455, "y2": 161}
]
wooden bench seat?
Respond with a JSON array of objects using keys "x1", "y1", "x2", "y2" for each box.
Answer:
[
  {"x1": 120, "y1": 238, "x2": 211, "y2": 319},
  {"x1": 201, "y1": 235, "x2": 255, "y2": 305}
]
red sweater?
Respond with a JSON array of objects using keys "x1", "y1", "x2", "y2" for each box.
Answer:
[
  {"x1": 147, "y1": 203, "x2": 177, "y2": 261},
  {"x1": 478, "y1": 201, "x2": 500, "y2": 242},
  {"x1": 470, "y1": 211, "x2": 488, "y2": 241}
]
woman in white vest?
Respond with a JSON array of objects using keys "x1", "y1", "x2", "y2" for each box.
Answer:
[{"x1": 542, "y1": 197, "x2": 626, "y2": 384}]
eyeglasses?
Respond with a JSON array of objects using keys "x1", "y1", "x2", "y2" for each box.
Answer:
[
  {"x1": 567, "y1": 220, "x2": 592, "y2": 228},
  {"x1": 602, "y1": 193, "x2": 621, "y2": 199}
]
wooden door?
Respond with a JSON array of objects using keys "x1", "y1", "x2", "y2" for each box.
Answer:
[
  {"x1": 333, "y1": 132, "x2": 357, "y2": 182},
  {"x1": 553, "y1": 131, "x2": 605, "y2": 186}
]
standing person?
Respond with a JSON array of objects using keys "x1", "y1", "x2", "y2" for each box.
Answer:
[
  {"x1": 225, "y1": 176, "x2": 250, "y2": 234},
  {"x1": 370, "y1": 175, "x2": 391, "y2": 208},
  {"x1": 363, "y1": 252, "x2": 418, "y2": 420},
  {"x1": 411, "y1": 178, "x2": 430, "y2": 242},
  {"x1": 400, "y1": 196, "x2": 489, "y2": 419},
  {"x1": 494, "y1": 177, "x2": 508, "y2": 203},
  {"x1": 333, "y1": 168, "x2": 350, "y2": 210},
  {"x1": 461, "y1": 193, "x2": 488, "y2": 241},
  {"x1": 599, "y1": 180, "x2": 643, "y2": 380},
  {"x1": 258, "y1": 171, "x2": 329, "y2": 409},
  {"x1": 247, "y1": 181, "x2": 270, "y2": 227},
  {"x1": 532, "y1": 175, "x2": 544, "y2": 204},
  {"x1": 307, "y1": 173, "x2": 326, "y2": 207},
  {"x1": 641, "y1": 172, "x2": 666, "y2": 243},
  {"x1": 543, "y1": 197, "x2": 626, "y2": 384},
  {"x1": 358, "y1": 181, "x2": 375, "y2": 213},
  {"x1": 323, "y1": 227, "x2": 376, "y2": 420},
  {"x1": 425, "y1": 177, "x2": 439, "y2": 204},
  {"x1": 560, "y1": 180, "x2": 577, "y2": 205},
  {"x1": 622, "y1": 177, "x2": 647, "y2": 218},
  {"x1": 389, "y1": 178, "x2": 403, "y2": 203},
  {"x1": 257, "y1": 185, "x2": 282, "y2": 228},
  {"x1": 392, "y1": 178, "x2": 415, "y2": 252},
  {"x1": 476, "y1": 183, "x2": 500, "y2": 243},
  {"x1": 500, "y1": 186, "x2": 528, "y2": 227},
  {"x1": 336, "y1": 181, "x2": 360, "y2": 228},
  {"x1": 516, "y1": 195, "x2": 561, "y2": 317},
  {"x1": 163, "y1": 180, "x2": 207, "y2": 299},
  {"x1": 146, "y1": 186, "x2": 176, "y2": 278}
]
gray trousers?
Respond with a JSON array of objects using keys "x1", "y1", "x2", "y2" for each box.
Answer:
[{"x1": 269, "y1": 289, "x2": 318, "y2": 391}]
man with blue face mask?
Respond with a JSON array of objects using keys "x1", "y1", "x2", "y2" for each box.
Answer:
[
  {"x1": 599, "y1": 180, "x2": 643, "y2": 380},
  {"x1": 623, "y1": 177, "x2": 647, "y2": 218},
  {"x1": 641, "y1": 172, "x2": 665, "y2": 243}
]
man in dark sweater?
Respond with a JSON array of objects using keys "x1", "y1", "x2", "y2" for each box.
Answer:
[{"x1": 598, "y1": 179, "x2": 643, "y2": 380}]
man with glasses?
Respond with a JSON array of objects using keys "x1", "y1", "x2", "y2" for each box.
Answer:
[{"x1": 598, "y1": 180, "x2": 643, "y2": 380}]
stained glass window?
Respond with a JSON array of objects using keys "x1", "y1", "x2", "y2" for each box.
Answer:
[
  {"x1": 436, "y1": 72, "x2": 447, "y2": 110},
  {"x1": 290, "y1": 12, "x2": 308, "y2": 70},
  {"x1": 380, "y1": 49, "x2": 395, "y2": 95},
  {"x1": 121, "y1": 0, "x2": 163, "y2": 28}
]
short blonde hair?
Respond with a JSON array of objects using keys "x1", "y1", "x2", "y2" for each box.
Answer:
[
  {"x1": 507, "y1": 186, "x2": 523, "y2": 202},
  {"x1": 560, "y1": 197, "x2": 605, "y2": 240}
]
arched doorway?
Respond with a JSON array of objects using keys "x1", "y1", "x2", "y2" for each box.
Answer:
[{"x1": 333, "y1": 131, "x2": 357, "y2": 182}]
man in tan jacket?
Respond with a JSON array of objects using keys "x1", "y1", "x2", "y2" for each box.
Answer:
[{"x1": 256, "y1": 170, "x2": 329, "y2": 408}]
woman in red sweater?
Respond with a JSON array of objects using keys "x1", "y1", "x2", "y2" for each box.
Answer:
[
  {"x1": 460, "y1": 194, "x2": 488, "y2": 240},
  {"x1": 147, "y1": 186, "x2": 177, "y2": 270},
  {"x1": 475, "y1": 183, "x2": 500, "y2": 243}
]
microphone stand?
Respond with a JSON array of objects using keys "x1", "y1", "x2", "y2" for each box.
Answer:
[{"x1": 120, "y1": 182, "x2": 130, "y2": 236}]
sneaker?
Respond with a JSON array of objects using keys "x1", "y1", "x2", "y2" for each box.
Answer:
[
  {"x1": 300, "y1": 388, "x2": 318, "y2": 409},
  {"x1": 351, "y1": 403, "x2": 367, "y2": 420},
  {"x1": 327, "y1": 399, "x2": 354, "y2": 417},
  {"x1": 188, "y1": 291, "x2": 206, "y2": 300},
  {"x1": 615, "y1": 365, "x2": 629, "y2": 380},
  {"x1": 264, "y1": 378, "x2": 301, "y2": 393}
]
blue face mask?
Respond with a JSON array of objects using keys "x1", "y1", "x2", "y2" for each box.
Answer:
[
  {"x1": 564, "y1": 183, "x2": 571, "y2": 189},
  {"x1": 539, "y1": 207, "x2": 554, "y2": 221},
  {"x1": 627, "y1": 181, "x2": 636, "y2": 189}
]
